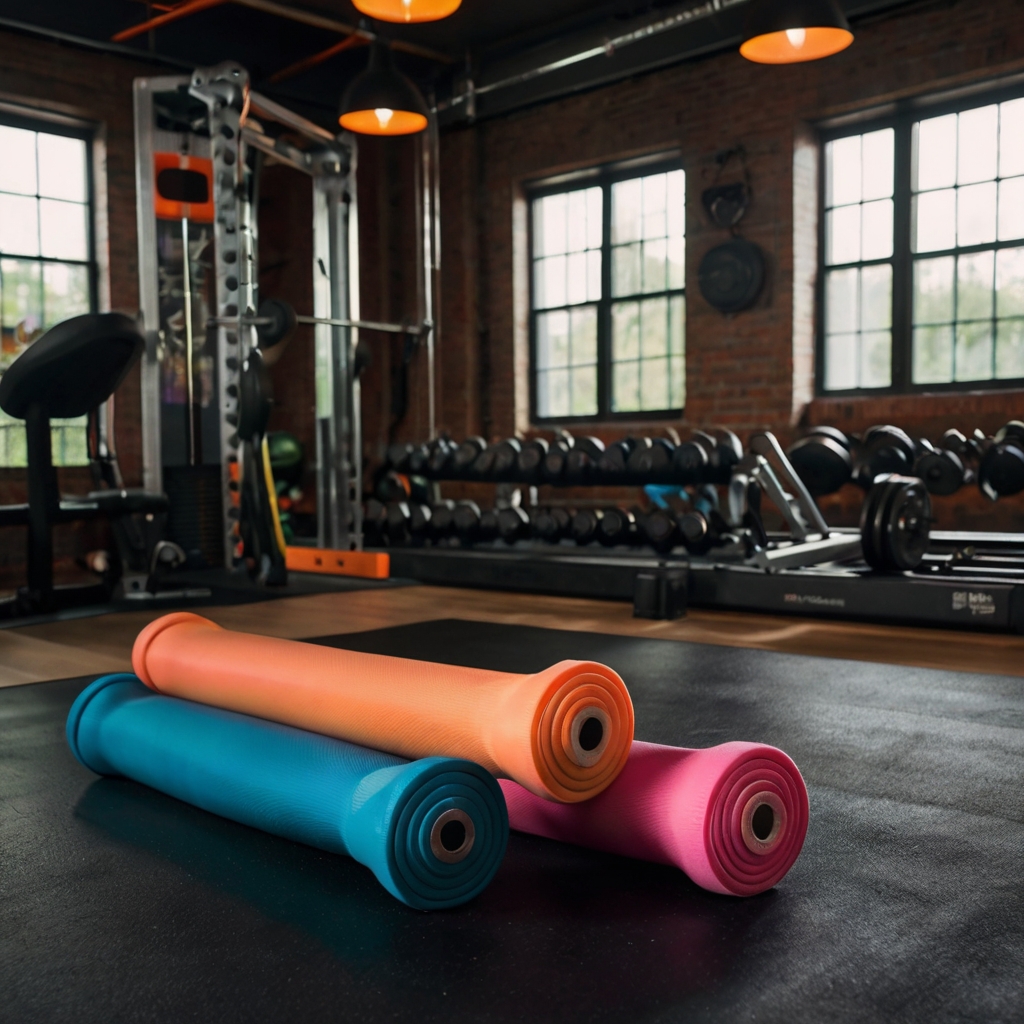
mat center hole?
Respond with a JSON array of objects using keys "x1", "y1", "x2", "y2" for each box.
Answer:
[
  {"x1": 752, "y1": 803, "x2": 775, "y2": 842},
  {"x1": 578, "y1": 716, "x2": 604, "y2": 752},
  {"x1": 440, "y1": 819, "x2": 467, "y2": 853}
]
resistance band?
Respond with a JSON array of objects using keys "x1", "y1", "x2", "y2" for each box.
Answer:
[
  {"x1": 67, "y1": 674, "x2": 508, "y2": 910},
  {"x1": 131, "y1": 613, "x2": 634, "y2": 803},
  {"x1": 499, "y1": 740, "x2": 808, "y2": 896}
]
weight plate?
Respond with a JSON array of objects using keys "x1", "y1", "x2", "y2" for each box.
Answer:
[
  {"x1": 913, "y1": 450, "x2": 965, "y2": 496},
  {"x1": 697, "y1": 239, "x2": 765, "y2": 313},
  {"x1": 872, "y1": 476, "x2": 907, "y2": 571},
  {"x1": 882, "y1": 477, "x2": 932, "y2": 570},
  {"x1": 859, "y1": 474, "x2": 892, "y2": 570},
  {"x1": 808, "y1": 425, "x2": 851, "y2": 450},
  {"x1": 979, "y1": 443, "x2": 1024, "y2": 499},
  {"x1": 789, "y1": 436, "x2": 853, "y2": 496}
]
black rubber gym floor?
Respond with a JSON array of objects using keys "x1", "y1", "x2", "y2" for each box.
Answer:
[{"x1": 2, "y1": 620, "x2": 1022, "y2": 1023}]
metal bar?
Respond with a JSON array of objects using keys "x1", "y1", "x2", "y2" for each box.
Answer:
[
  {"x1": 112, "y1": 0, "x2": 228, "y2": 41},
  {"x1": 752, "y1": 534, "x2": 863, "y2": 572},
  {"x1": 749, "y1": 432, "x2": 832, "y2": 537},
  {"x1": 267, "y1": 34, "x2": 366, "y2": 85},
  {"x1": 240, "y1": 126, "x2": 312, "y2": 173},
  {"x1": 248, "y1": 91, "x2": 336, "y2": 143},
  {"x1": 421, "y1": 124, "x2": 436, "y2": 440},
  {"x1": 181, "y1": 216, "x2": 196, "y2": 466},
  {"x1": 209, "y1": 314, "x2": 425, "y2": 335}
]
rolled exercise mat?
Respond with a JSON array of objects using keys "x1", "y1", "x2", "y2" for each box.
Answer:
[
  {"x1": 499, "y1": 740, "x2": 808, "y2": 896},
  {"x1": 67, "y1": 674, "x2": 508, "y2": 910},
  {"x1": 131, "y1": 612, "x2": 633, "y2": 803}
]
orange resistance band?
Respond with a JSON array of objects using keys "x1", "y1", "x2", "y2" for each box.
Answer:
[{"x1": 132, "y1": 612, "x2": 634, "y2": 803}]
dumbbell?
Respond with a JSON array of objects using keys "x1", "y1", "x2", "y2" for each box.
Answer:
[
  {"x1": 788, "y1": 427, "x2": 854, "y2": 496},
  {"x1": 859, "y1": 474, "x2": 931, "y2": 571},
  {"x1": 564, "y1": 437, "x2": 605, "y2": 483},
  {"x1": 452, "y1": 436, "x2": 487, "y2": 477},
  {"x1": 596, "y1": 439, "x2": 635, "y2": 481},
  {"x1": 597, "y1": 507, "x2": 638, "y2": 547},
  {"x1": 978, "y1": 420, "x2": 1024, "y2": 500},
  {"x1": 427, "y1": 437, "x2": 458, "y2": 476},
  {"x1": 429, "y1": 499, "x2": 457, "y2": 540},
  {"x1": 857, "y1": 425, "x2": 916, "y2": 486},
  {"x1": 491, "y1": 438, "x2": 523, "y2": 480},
  {"x1": 479, "y1": 508, "x2": 500, "y2": 542},
  {"x1": 533, "y1": 507, "x2": 572, "y2": 543},
  {"x1": 913, "y1": 434, "x2": 969, "y2": 497},
  {"x1": 672, "y1": 435, "x2": 710, "y2": 483},
  {"x1": 516, "y1": 438, "x2": 549, "y2": 482},
  {"x1": 569, "y1": 509, "x2": 601, "y2": 545},
  {"x1": 385, "y1": 501, "x2": 413, "y2": 545},
  {"x1": 542, "y1": 434, "x2": 574, "y2": 483},
  {"x1": 708, "y1": 428, "x2": 744, "y2": 470},
  {"x1": 677, "y1": 510, "x2": 717, "y2": 555},
  {"x1": 452, "y1": 500, "x2": 483, "y2": 543},
  {"x1": 363, "y1": 499, "x2": 388, "y2": 546},
  {"x1": 497, "y1": 506, "x2": 531, "y2": 544},
  {"x1": 639, "y1": 508, "x2": 679, "y2": 553},
  {"x1": 626, "y1": 438, "x2": 675, "y2": 480},
  {"x1": 408, "y1": 502, "x2": 432, "y2": 543},
  {"x1": 375, "y1": 470, "x2": 410, "y2": 504},
  {"x1": 386, "y1": 441, "x2": 414, "y2": 473}
]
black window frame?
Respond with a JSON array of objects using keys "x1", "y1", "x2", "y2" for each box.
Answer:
[
  {"x1": 816, "y1": 79, "x2": 1024, "y2": 397},
  {"x1": 0, "y1": 107, "x2": 99, "y2": 468},
  {"x1": 527, "y1": 153, "x2": 686, "y2": 425}
]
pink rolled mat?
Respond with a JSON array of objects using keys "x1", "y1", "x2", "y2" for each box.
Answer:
[{"x1": 499, "y1": 740, "x2": 808, "y2": 896}]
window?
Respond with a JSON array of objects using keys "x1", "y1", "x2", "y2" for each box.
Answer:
[
  {"x1": 530, "y1": 162, "x2": 685, "y2": 420},
  {"x1": 820, "y1": 89, "x2": 1024, "y2": 392},
  {"x1": 0, "y1": 118, "x2": 95, "y2": 466}
]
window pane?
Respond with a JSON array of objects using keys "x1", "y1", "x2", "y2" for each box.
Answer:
[
  {"x1": 824, "y1": 333, "x2": 858, "y2": 390},
  {"x1": 860, "y1": 330, "x2": 892, "y2": 388},
  {"x1": 570, "y1": 365, "x2": 597, "y2": 416},
  {"x1": 567, "y1": 190, "x2": 589, "y2": 253},
  {"x1": 586, "y1": 250, "x2": 602, "y2": 302},
  {"x1": 535, "y1": 193, "x2": 568, "y2": 257},
  {"x1": 828, "y1": 204, "x2": 861, "y2": 264},
  {"x1": 957, "y1": 104, "x2": 999, "y2": 184},
  {"x1": 534, "y1": 255, "x2": 566, "y2": 309},
  {"x1": 827, "y1": 268, "x2": 858, "y2": 334},
  {"x1": 1000, "y1": 98, "x2": 1024, "y2": 178},
  {"x1": 40, "y1": 198, "x2": 88, "y2": 260},
  {"x1": 828, "y1": 135, "x2": 862, "y2": 206},
  {"x1": 0, "y1": 193, "x2": 39, "y2": 256},
  {"x1": 0, "y1": 126, "x2": 37, "y2": 195},
  {"x1": 914, "y1": 256, "x2": 955, "y2": 324},
  {"x1": 667, "y1": 170, "x2": 685, "y2": 239},
  {"x1": 612, "y1": 243, "x2": 641, "y2": 297},
  {"x1": 913, "y1": 325, "x2": 954, "y2": 383},
  {"x1": 566, "y1": 251, "x2": 588, "y2": 305},
  {"x1": 914, "y1": 189, "x2": 956, "y2": 252},
  {"x1": 667, "y1": 235, "x2": 684, "y2": 290},
  {"x1": 642, "y1": 174, "x2": 667, "y2": 239},
  {"x1": 612, "y1": 301, "x2": 640, "y2": 360},
  {"x1": 862, "y1": 129, "x2": 895, "y2": 200},
  {"x1": 612, "y1": 360, "x2": 640, "y2": 412},
  {"x1": 586, "y1": 188, "x2": 602, "y2": 249},
  {"x1": 996, "y1": 247, "x2": 1024, "y2": 318},
  {"x1": 537, "y1": 368, "x2": 569, "y2": 418},
  {"x1": 670, "y1": 357, "x2": 685, "y2": 409},
  {"x1": 998, "y1": 176, "x2": 1024, "y2": 241},
  {"x1": 0, "y1": 258, "x2": 43, "y2": 370},
  {"x1": 570, "y1": 305, "x2": 597, "y2": 365},
  {"x1": 996, "y1": 319, "x2": 1024, "y2": 378},
  {"x1": 37, "y1": 134, "x2": 87, "y2": 202},
  {"x1": 611, "y1": 178, "x2": 641, "y2": 245},
  {"x1": 956, "y1": 181, "x2": 997, "y2": 247},
  {"x1": 640, "y1": 357, "x2": 669, "y2": 410},
  {"x1": 957, "y1": 250, "x2": 994, "y2": 321},
  {"x1": 861, "y1": 264, "x2": 892, "y2": 331},
  {"x1": 640, "y1": 297, "x2": 668, "y2": 359},
  {"x1": 861, "y1": 200, "x2": 894, "y2": 260},
  {"x1": 642, "y1": 238, "x2": 667, "y2": 293},
  {"x1": 669, "y1": 294, "x2": 685, "y2": 358},
  {"x1": 955, "y1": 321, "x2": 993, "y2": 380},
  {"x1": 43, "y1": 262, "x2": 90, "y2": 328},
  {"x1": 915, "y1": 113, "x2": 957, "y2": 191},
  {"x1": 536, "y1": 309, "x2": 569, "y2": 369}
]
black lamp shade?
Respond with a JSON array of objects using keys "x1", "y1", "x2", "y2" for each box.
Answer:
[
  {"x1": 339, "y1": 42, "x2": 429, "y2": 135},
  {"x1": 740, "y1": 0, "x2": 853, "y2": 64}
]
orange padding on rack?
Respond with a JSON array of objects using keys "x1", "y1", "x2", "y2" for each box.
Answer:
[
  {"x1": 132, "y1": 613, "x2": 635, "y2": 803},
  {"x1": 285, "y1": 546, "x2": 390, "y2": 579}
]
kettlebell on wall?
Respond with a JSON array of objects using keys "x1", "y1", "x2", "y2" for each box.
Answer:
[{"x1": 697, "y1": 146, "x2": 766, "y2": 314}]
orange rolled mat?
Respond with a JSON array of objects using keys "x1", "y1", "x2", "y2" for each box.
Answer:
[{"x1": 132, "y1": 613, "x2": 634, "y2": 803}]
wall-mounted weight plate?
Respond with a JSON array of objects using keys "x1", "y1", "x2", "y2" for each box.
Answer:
[{"x1": 697, "y1": 238, "x2": 765, "y2": 313}]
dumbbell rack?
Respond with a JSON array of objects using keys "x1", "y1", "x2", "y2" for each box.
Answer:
[{"x1": 373, "y1": 433, "x2": 1024, "y2": 633}]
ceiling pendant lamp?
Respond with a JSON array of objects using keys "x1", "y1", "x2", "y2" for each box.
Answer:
[
  {"x1": 339, "y1": 42, "x2": 429, "y2": 136},
  {"x1": 740, "y1": 0, "x2": 853, "y2": 64},
  {"x1": 351, "y1": 0, "x2": 461, "y2": 23}
]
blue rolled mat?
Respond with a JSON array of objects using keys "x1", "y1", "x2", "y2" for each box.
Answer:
[{"x1": 67, "y1": 674, "x2": 508, "y2": 910}]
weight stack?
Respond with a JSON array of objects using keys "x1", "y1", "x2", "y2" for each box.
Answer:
[{"x1": 163, "y1": 465, "x2": 224, "y2": 569}]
